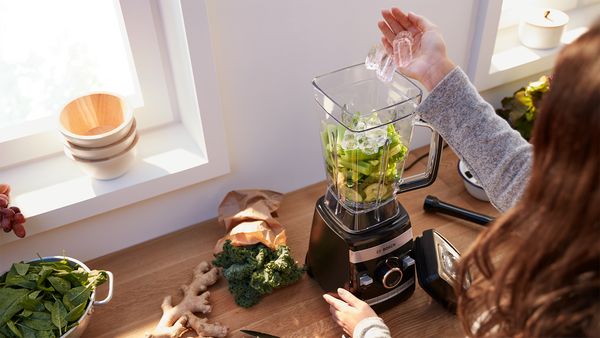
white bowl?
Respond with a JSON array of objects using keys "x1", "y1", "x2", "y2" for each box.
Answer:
[
  {"x1": 64, "y1": 134, "x2": 139, "y2": 180},
  {"x1": 458, "y1": 160, "x2": 489, "y2": 201},
  {"x1": 63, "y1": 118, "x2": 137, "y2": 160},
  {"x1": 59, "y1": 93, "x2": 134, "y2": 148}
]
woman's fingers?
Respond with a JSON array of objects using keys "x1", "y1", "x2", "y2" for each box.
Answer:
[
  {"x1": 381, "y1": 9, "x2": 404, "y2": 35},
  {"x1": 381, "y1": 37, "x2": 393, "y2": 55},
  {"x1": 407, "y1": 11, "x2": 436, "y2": 32},
  {"x1": 390, "y1": 8, "x2": 412, "y2": 31},
  {"x1": 337, "y1": 288, "x2": 364, "y2": 308},
  {"x1": 378, "y1": 20, "x2": 396, "y2": 44},
  {"x1": 323, "y1": 293, "x2": 351, "y2": 311}
]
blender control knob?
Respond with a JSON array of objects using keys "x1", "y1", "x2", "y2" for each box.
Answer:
[
  {"x1": 382, "y1": 267, "x2": 403, "y2": 289},
  {"x1": 377, "y1": 257, "x2": 403, "y2": 289}
]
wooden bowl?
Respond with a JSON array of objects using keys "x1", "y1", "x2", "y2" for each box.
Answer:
[
  {"x1": 64, "y1": 134, "x2": 139, "y2": 180},
  {"x1": 59, "y1": 93, "x2": 134, "y2": 147},
  {"x1": 63, "y1": 118, "x2": 137, "y2": 160}
]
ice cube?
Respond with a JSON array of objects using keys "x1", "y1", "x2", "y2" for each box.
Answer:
[
  {"x1": 368, "y1": 127, "x2": 388, "y2": 147},
  {"x1": 354, "y1": 120, "x2": 367, "y2": 131},
  {"x1": 376, "y1": 54, "x2": 396, "y2": 83},
  {"x1": 359, "y1": 137, "x2": 379, "y2": 155},
  {"x1": 341, "y1": 132, "x2": 359, "y2": 150},
  {"x1": 393, "y1": 31, "x2": 414, "y2": 68},
  {"x1": 365, "y1": 44, "x2": 386, "y2": 70}
]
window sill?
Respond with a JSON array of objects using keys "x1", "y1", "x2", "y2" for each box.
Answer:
[
  {"x1": 0, "y1": 122, "x2": 229, "y2": 247},
  {"x1": 467, "y1": 1, "x2": 599, "y2": 91},
  {"x1": 488, "y1": 4, "x2": 595, "y2": 80}
]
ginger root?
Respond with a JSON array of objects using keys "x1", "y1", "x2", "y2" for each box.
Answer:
[{"x1": 146, "y1": 261, "x2": 228, "y2": 338}]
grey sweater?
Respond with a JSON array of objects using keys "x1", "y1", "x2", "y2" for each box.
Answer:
[
  {"x1": 418, "y1": 67, "x2": 532, "y2": 212},
  {"x1": 354, "y1": 67, "x2": 532, "y2": 338}
]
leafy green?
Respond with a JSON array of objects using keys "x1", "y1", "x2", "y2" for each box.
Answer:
[
  {"x1": 496, "y1": 75, "x2": 550, "y2": 140},
  {"x1": 213, "y1": 241, "x2": 304, "y2": 308},
  {"x1": 0, "y1": 258, "x2": 107, "y2": 337}
]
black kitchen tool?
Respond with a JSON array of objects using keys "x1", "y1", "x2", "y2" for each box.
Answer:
[
  {"x1": 424, "y1": 195, "x2": 494, "y2": 225},
  {"x1": 240, "y1": 329, "x2": 280, "y2": 338},
  {"x1": 414, "y1": 229, "x2": 469, "y2": 313}
]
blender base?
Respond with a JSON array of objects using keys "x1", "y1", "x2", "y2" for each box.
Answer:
[{"x1": 306, "y1": 196, "x2": 416, "y2": 313}]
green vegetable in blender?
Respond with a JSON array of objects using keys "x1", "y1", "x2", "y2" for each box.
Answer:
[
  {"x1": 0, "y1": 258, "x2": 108, "y2": 338},
  {"x1": 322, "y1": 113, "x2": 408, "y2": 203},
  {"x1": 213, "y1": 241, "x2": 304, "y2": 308}
]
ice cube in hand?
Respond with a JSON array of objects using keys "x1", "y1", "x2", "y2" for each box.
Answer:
[
  {"x1": 376, "y1": 54, "x2": 396, "y2": 83},
  {"x1": 365, "y1": 44, "x2": 386, "y2": 70},
  {"x1": 393, "y1": 31, "x2": 414, "y2": 68}
]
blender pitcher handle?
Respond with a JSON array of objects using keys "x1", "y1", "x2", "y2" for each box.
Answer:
[{"x1": 397, "y1": 120, "x2": 443, "y2": 193}]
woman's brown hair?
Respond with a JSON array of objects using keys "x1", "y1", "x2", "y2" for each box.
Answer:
[{"x1": 455, "y1": 20, "x2": 600, "y2": 337}]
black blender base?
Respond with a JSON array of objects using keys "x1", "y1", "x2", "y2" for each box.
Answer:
[
  {"x1": 306, "y1": 196, "x2": 416, "y2": 312},
  {"x1": 370, "y1": 283, "x2": 415, "y2": 313}
]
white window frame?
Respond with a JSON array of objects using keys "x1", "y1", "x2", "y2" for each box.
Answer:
[
  {"x1": 0, "y1": 0, "x2": 230, "y2": 247},
  {"x1": 468, "y1": 0, "x2": 600, "y2": 91},
  {"x1": 0, "y1": 0, "x2": 176, "y2": 168}
]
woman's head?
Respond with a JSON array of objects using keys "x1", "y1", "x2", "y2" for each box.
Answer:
[{"x1": 456, "y1": 20, "x2": 600, "y2": 337}]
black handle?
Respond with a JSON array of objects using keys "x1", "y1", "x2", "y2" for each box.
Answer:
[{"x1": 423, "y1": 195, "x2": 494, "y2": 225}]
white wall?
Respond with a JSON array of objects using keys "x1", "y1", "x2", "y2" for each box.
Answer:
[{"x1": 3, "y1": 0, "x2": 517, "y2": 268}]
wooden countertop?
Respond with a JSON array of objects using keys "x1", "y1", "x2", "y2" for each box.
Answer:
[{"x1": 83, "y1": 147, "x2": 499, "y2": 337}]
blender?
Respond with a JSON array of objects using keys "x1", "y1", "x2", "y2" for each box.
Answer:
[{"x1": 306, "y1": 64, "x2": 443, "y2": 311}]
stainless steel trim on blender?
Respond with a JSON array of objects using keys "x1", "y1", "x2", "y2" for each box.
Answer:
[
  {"x1": 365, "y1": 277, "x2": 415, "y2": 306},
  {"x1": 348, "y1": 228, "x2": 413, "y2": 263}
]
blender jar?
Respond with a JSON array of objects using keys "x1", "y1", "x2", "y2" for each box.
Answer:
[{"x1": 313, "y1": 64, "x2": 442, "y2": 231}]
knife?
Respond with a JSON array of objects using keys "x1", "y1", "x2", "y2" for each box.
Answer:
[{"x1": 240, "y1": 329, "x2": 280, "y2": 338}]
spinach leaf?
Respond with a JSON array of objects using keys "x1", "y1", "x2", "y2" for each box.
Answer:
[
  {"x1": 0, "y1": 288, "x2": 29, "y2": 325},
  {"x1": 46, "y1": 278, "x2": 70, "y2": 296},
  {"x1": 6, "y1": 320, "x2": 23, "y2": 338},
  {"x1": 49, "y1": 301, "x2": 67, "y2": 335},
  {"x1": 64, "y1": 301, "x2": 86, "y2": 323},
  {"x1": 4, "y1": 274, "x2": 36, "y2": 290},
  {"x1": 14, "y1": 264, "x2": 30, "y2": 277},
  {"x1": 62, "y1": 287, "x2": 90, "y2": 312}
]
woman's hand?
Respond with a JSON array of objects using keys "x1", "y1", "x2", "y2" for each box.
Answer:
[
  {"x1": 378, "y1": 8, "x2": 455, "y2": 91},
  {"x1": 323, "y1": 288, "x2": 378, "y2": 336}
]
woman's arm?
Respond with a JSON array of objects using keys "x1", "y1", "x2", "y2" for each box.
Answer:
[
  {"x1": 417, "y1": 68, "x2": 532, "y2": 212},
  {"x1": 379, "y1": 8, "x2": 531, "y2": 211}
]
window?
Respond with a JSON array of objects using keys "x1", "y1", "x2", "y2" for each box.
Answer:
[
  {"x1": 0, "y1": 0, "x2": 229, "y2": 246},
  {"x1": 0, "y1": 0, "x2": 174, "y2": 168},
  {"x1": 468, "y1": 0, "x2": 600, "y2": 90}
]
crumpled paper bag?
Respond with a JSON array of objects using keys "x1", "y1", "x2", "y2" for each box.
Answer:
[{"x1": 214, "y1": 189, "x2": 287, "y2": 253}]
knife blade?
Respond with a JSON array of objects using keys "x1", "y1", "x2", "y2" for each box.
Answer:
[{"x1": 240, "y1": 329, "x2": 280, "y2": 338}]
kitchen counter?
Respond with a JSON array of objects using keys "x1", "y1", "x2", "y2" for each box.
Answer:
[{"x1": 83, "y1": 147, "x2": 499, "y2": 337}]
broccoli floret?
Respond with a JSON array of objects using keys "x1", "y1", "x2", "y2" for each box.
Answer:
[{"x1": 213, "y1": 240, "x2": 305, "y2": 308}]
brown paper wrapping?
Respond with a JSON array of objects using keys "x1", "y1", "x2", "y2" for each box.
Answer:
[{"x1": 214, "y1": 189, "x2": 287, "y2": 253}]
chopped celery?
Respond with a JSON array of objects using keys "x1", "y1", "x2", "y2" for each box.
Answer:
[{"x1": 321, "y1": 114, "x2": 409, "y2": 203}]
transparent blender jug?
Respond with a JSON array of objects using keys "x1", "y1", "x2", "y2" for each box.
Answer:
[{"x1": 313, "y1": 64, "x2": 442, "y2": 232}]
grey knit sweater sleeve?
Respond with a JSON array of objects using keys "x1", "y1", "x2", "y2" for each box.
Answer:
[{"x1": 416, "y1": 67, "x2": 532, "y2": 212}]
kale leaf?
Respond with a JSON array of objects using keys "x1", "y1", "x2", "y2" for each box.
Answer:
[{"x1": 213, "y1": 241, "x2": 305, "y2": 308}]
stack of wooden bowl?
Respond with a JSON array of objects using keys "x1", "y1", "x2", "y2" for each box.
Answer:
[{"x1": 59, "y1": 93, "x2": 138, "y2": 180}]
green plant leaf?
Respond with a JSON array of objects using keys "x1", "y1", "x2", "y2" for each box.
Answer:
[
  {"x1": 0, "y1": 288, "x2": 29, "y2": 325},
  {"x1": 64, "y1": 302, "x2": 86, "y2": 323},
  {"x1": 6, "y1": 320, "x2": 23, "y2": 338},
  {"x1": 20, "y1": 314, "x2": 55, "y2": 331},
  {"x1": 49, "y1": 301, "x2": 67, "y2": 334},
  {"x1": 46, "y1": 278, "x2": 70, "y2": 296},
  {"x1": 35, "y1": 267, "x2": 53, "y2": 287},
  {"x1": 14, "y1": 264, "x2": 30, "y2": 277},
  {"x1": 62, "y1": 287, "x2": 90, "y2": 312},
  {"x1": 5, "y1": 274, "x2": 36, "y2": 290}
]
